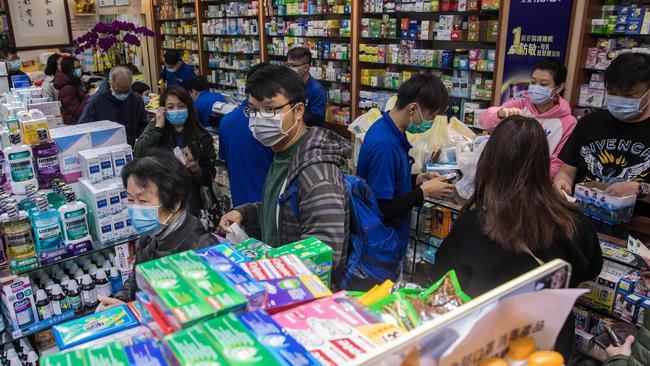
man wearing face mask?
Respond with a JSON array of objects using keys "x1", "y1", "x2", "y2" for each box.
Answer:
[
  {"x1": 219, "y1": 65, "x2": 351, "y2": 287},
  {"x1": 481, "y1": 58, "x2": 576, "y2": 179},
  {"x1": 286, "y1": 47, "x2": 326, "y2": 127},
  {"x1": 0, "y1": 46, "x2": 28, "y2": 89},
  {"x1": 554, "y1": 52, "x2": 650, "y2": 208},
  {"x1": 357, "y1": 74, "x2": 455, "y2": 260},
  {"x1": 161, "y1": 50, "x2": 196, "y2": 89},
  {"x1": 79, "y1": 66, "x2": 148, "y2": 146},
  {"x1": 96, "y1": 150, "x2": 214, "y2": 310},
  {"x1": 188, "y1": 75, "x2": 225, "y2": 129}
]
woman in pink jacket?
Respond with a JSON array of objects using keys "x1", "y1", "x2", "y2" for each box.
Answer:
[{"x1": 481, "y1": 58, "x2": 576, "y2": 178}]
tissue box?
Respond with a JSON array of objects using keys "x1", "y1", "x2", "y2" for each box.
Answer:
[
  {"x1": 267, "y1": 237, "x2": 334, "y2": 286},
  {"x1": 52, "y1": 305, "x2": 138, "y2": 350},
  {"x1": 575, "y1": 182, "x2": 636, "y2": 225}
]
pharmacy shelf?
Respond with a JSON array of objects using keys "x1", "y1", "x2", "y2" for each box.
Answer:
[
  {"x1": 271, "y1": 13, "x2": 350, "y2": 17},
  {"x1": 361, "y1": 37, "x2": 497, "y2": 47},
  {"x1": 363, "y1": 10, "x2": 499, "y2": 17},
  {"x1": 359, "y1": 61, "x2": 494, "y2": 74},
  {"x1": 267, "y1": 34, "x2": 350, "y2": 40},
  {"x1": 203, "y1": 33, "x2": 259, "y2": 37},
  {"x1": 588, "y1": 32, "x2": 650, "y2": 39},
  {"x1": 0, "y1": 235, "x2": 139, "y2": 279},
  {"x1": 204, "y1": 15, "x2": 258, "y2": 20},
  {"x1": 205, "y1": 50, "x2": 260, "y2": 56},
  {"x1": 160, "y1": 33, "x2": 198, "y2": 37},
  {"x1": 158, "y1": 17, "x2": 195, "y2": 22}
]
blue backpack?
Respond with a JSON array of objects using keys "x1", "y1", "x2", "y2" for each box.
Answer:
[{"x1": 279, "y1": 173, "x2": 404, "y2": 290}]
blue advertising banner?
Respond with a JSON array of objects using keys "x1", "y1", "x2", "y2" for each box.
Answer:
[{"x1": 500, "y1": 0, "x2": 574, "y2": 103}]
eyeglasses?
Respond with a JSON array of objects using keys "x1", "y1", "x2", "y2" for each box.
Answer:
[{"x1": 243, "y1": 102, "x2": 293, "y2": 118}]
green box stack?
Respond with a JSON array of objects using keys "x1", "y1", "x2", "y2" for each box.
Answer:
[{"x1": 267, "y1": 237, "x2": 334, "y2": 286}]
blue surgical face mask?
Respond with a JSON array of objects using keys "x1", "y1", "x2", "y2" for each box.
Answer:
[
  {"x1": 74, "y1": 68, "x2": 82, "y2": 78},
  {"x1": 128, "y1": 204, "x2": 167, "y2": 236},
  {"x1": 166, "y1": 109, "x2": 188, "y2": 126},
  {"x1": 143, "y1": 95, "x2": 151, "y2": 105},
  {"x1": 527, "y1": 84, "x2": 554, "y2": 105},
  {"x1": 112, "y1": 91, "x2": 130, "y2": 101},
  {"x1": 606, "y1": 90, "x2": 650, "y2": 121},
  {"x1": 8, "y1": 59, "x2": 21, "y2": 71}
]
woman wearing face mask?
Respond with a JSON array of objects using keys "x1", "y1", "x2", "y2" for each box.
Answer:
[
  {"x1": 134, "y1": 85, "x2": 217, "y2": 216},
  {"x1": 96, "y1": 149, "x2": 215, "y2": 310},
  {"x1": 481, "y1": 58, "x2": 576, "y2": 179},
  {"x1": 41, "y1": 53, "x2": 62, "y2": 101},
  {"x1": 54, "y1": 56, "x2": 89, "y2": 125}
]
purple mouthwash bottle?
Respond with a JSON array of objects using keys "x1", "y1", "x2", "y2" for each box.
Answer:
[{"x1": 32, "y1": 128, "x2": 60, "y2": 189}]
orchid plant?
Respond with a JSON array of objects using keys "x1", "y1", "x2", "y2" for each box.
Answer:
[{"x1": 74, "y1": 20, "x2": 156, "y2": 70}]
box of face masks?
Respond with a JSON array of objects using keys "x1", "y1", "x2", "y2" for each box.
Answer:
[{"x1": 574, "y1": 182, "x2": 637, "y2": 225}]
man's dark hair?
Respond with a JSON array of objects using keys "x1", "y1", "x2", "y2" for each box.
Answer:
[
  {"x1": 131, "y1": 81, "x2": 150, "y2": 95},
  {"x1": 122, "y1": 148, "x2": 192, "y2": 211},
  {"x1": 44, "y1": 53, "x2": 61, "y2": 76},
  {"x1": 0, "y1": 46, "x2": 17, "y2": 60},
  {"x1": 246, "y1": 64, "x2": 305, "y2": 104},
  {"x1": 188, "y1": 75, "x2": 211, "y2": 92},
  {"x1": 247, "y1": 61, "x2": 271, "y2": 79},
  {"x1": 605, "y1": 52, "x2": 650, "y2": 91},
  {"x1": 394, "y1": 73, "x2": 450, "y2": 114},
  {"x1": 532, "y1": 58, "x2": 567, "y2": 85},
  {"x1": 287, "y1": 47, "x2": 312, "y2": 65},
  {"x1": 164, "y1": 50, "x2": 181, "y2": 66}
]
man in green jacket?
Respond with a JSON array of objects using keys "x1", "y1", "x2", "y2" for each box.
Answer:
[{"x1": 605, "y1": 260, "x2": 650, "y2": 366}]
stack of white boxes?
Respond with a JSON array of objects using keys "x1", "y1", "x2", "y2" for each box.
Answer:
[
  {"x1": 78, "y1": 143, "x2": 135, "y2": 243},
  {"x1": 26, "y1": 100, "x2": 63, "y2": 128}
]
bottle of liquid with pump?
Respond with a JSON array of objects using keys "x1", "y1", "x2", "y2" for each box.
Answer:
[
  {"x1": 3, "y1": 132, "x2": 38, "y2": 195},
  {"x1": 58, "y1": 189, "x2": 93, "y2": 256},
  {"x1": 31, "y1": 194, "x2": 66, "y2": 264},
  {"x1": 32, "y1": 128, "x2": 60, "y2": 189},
  {"x1": 1, "y1": 202, "x2": 38, "y2": 273}
]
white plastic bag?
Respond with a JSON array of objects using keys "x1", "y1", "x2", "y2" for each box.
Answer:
[
  {"x1": 225, "y1": 223, "x2": 249, "y2": 244},
  {"x1": 455, "y1": 136, "x2": 489, "y2": 199}
]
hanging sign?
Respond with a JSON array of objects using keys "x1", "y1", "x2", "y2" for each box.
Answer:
[{"x1": 500, "y1": 0, "x2": 574, "y2": 103}]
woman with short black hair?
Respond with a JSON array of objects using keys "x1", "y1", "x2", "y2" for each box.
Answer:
[
  {"x1": 41, "y1": 53, "x2": 61, "y2": 101},
  {"x1": 96, "y1": 149, "x2": 214, "y2": 309}
]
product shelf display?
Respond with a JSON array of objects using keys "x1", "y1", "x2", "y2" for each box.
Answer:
[
  {"x1": 572, "y1": 1, "x2": 650, "y2": 117},
  {"x1": 356, "y1": 0, "x2": 500, "y2": 123},
  {"x1": 202, "y1": 0, "x2": 261, "y2": 99},
  {"x1": 153, "y1": 0, "x2": 201, "y2": 73},
  {"x1": 264, "y1": 0, "x2": 353, "y2": 126}
]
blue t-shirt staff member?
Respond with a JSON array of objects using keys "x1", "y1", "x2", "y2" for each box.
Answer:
[
  {"x1": 161, "y1": 50, "x2": 196, "y2": 89},
  {"x1": 218, "y1": 63, "x2": 274, "y2": 207},
  {"x1": 189, "y1": 75, "x2": 225, "y2": 129},
  {"x1": 286, "y1": 47, "x2": 326, "y2": 127},
  {"x1": 357, "y1": 73, "x2": 455, "y2": 257}
]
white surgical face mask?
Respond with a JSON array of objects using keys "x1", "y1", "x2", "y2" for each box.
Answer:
[{"x1": 248, "y1": 104, "x2": 299, "y2": 147}]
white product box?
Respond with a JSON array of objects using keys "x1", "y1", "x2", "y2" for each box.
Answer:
[
  {"x1": 96, "y1": 149, "x2": 114, "y2": 181},
  {"x1": 78, "y1": 178, "x2": 111, "y2": 219},
  {"x1": 110, "y1": 148, "x2": 127, "y2": 177},
  {"x1": 112, "y1": 212, "x2": 126, "y2": 240},
  {"x1": 78, "y1": 150, "x2": 101, "y2": 183},
  {"x1": 107, "y1": 183, "x2": 122, "y2": 215},
  {"x1": 92, "y1": 215, "x2": 114, "y2": 243},
  {"x1": 1, "y1": 276, "x2": 38, "y2": 337}
]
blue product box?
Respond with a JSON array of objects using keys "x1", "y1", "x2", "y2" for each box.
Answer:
[
  {"x1": 198, "y1": 241, "x2": 250, "y2": 264},
  {"x1": 123, "y1": 340, "x2": 168, "y2": 366},
  {"x1": 52, "y1": 304, "x2": 139, "y2": 350},
  {"x1": 626, "y1": 20, "x2": 642, "y2": 34},
  {"x1": 238, "y1": 310, "x2": 321, "y2": 366},
  {"x1": 195, "y1": 247, "x2": 266, "y2": 310},
  {"x1": 630, "y1": 7, "x2": 645, "y2": 19}
]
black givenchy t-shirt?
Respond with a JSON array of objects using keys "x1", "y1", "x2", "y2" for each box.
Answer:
[{"x1": 559, "y1": 111, "x2": 650, "y2": 185}]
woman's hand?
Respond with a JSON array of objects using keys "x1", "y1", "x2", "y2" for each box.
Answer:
[
  {"x1": 604, "y1": 182, "x2": 640, "y2": 197},
  {"x1": 183, "y1": 147, "x2": 199, "y2": 174},
  {"x1": 155, "y1": 107, "x2": 166, "y2": 128},
  {"x1": 497, "y1": 108, "x2": 523, "y2": 119},
  {"x1": 606, "y1": 335, "x2": 635, "y2": 358},
  {"x1": 95, "y1": 296, "x2": 125, "y2": 312},
  {"x1": 219, "y1": 210, "x2": 243, "y2": 233}
]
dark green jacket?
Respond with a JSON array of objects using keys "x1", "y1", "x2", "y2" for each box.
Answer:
[{"x1": 604, "y1": 314, "x2": 650, "y2": 366}]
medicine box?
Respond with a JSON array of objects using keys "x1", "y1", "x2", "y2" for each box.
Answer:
[
  {"x1": 620, "y1": 293, "x2": 644, "y2": 322},
  {"x1": 638, "y1": 298, "x2": 650, "y2": 327},
  {"x1": 575, "y1": 182, "x2": 636, "y2": 225},
  {"x1": 0, "y1": 276, "x2": 38, "y2": 337}
]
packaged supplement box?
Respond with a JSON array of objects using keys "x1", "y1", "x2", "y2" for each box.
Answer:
[
  {"x1": 200, "y1": 313, "x2": 282, "y2": 365},
  {"x1": 195, "y1": 247, "x2": 266, "y2": 311},
  {"x1": 267, "y1": 237, "x2": 333, "y2": 286},
  {"x1": 238, "y1": 310, "x2": 321, "y2": 366},
  {"x1": 234, "y1": 238, "x2": 273, "y2": 261},
  {"x1": 52, "y1": 304, "x2": 138, "y2": 350},
  {"x1": 135, "y1": 258, "x2": 218, "y2": 331},
  {"x1": 164, "y1": 251, "x2": 247, "y2": 315},
  {"x1": 262, "y1": 275, "x2": 332, "y2": 314},
  {"x1": 164, "y1": 325, "x2": 226, "y2": 366},
  {"x1": 241, "y1": 254, "x2": 312, "y2": 281}
]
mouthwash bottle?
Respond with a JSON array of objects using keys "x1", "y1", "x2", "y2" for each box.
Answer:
[
  {"x1": 1, "y1": 203, "x2": 38, "y2": 273},
  {"x1": 18, "y1": 184, "x2": 37, "y2": 213},
  {"x1": 3, "y1": 132, "x2": 38, "y2": 195},
  {"x1": 31, "y1": 194, "x2": 66, "y2": 265},
  {"x1": 46, "y1": 178, "x2": 68, "y2": 209},
  {"x1": 33, "y1": 129, "x2": 60, "y2": 189},
  {"x1": 58, "y1": 190, "x2": 93, "y2": 256}
]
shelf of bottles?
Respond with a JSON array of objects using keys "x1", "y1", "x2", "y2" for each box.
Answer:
[
  {"x1": 156, "y1": 0, "x2": 201, "y2": 68},
  {"x1": 264, "y1": 0, "x2": 352, "y2": 125},
  {"x1": 358, "y1": 0, "x2": 500, "y2": 120},
  {"x1": 201, "y1": 1, "x2": 261, "y2": 100},
  {"x1": 574, "y1": 1, "x2": 650, "y2": 117}
]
